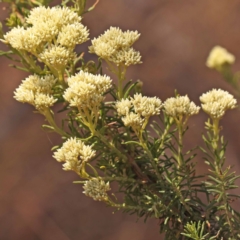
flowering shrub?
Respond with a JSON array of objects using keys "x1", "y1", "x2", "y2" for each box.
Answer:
[{"x1": 1, "y1": 1, "x2": 240, "y2": 239}]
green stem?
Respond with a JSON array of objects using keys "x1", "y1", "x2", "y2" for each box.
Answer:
[
  {"x1": 221, "y1": 186, "x2": 235, "y2": 237},
  {"x1": 172, "y1": 180, "x2": 192, "y2": 215},
  {"x1": 79, "y1": 107, "x2": 125, "y2": 159},
  {"x1": 117, "y1": 65, "x2": 127, "y2": 99},
  {"x1": 77, "y1": 0, "x2": 87, "y2": 15},
  {"x1": 20, "y1": 51, "x2": 42, "y2": 74},
  {"x1": 171, "y1": 118, "x2": 193, "y2": 215},
  {"x1": 79, "y1": 107, "x2": 148, "y2": 181},
  {"x1": 210, "y1": 119, "x2": 235, "y2": 238},
  {"x1": 212, "y1": 118, "x2": 219, "y2": 151},
  {"x1": 57, "y1": 68, "x2": 68, "y2": 88},
  {"x1": 117, "y1": 66, "x2": 123, "y2": 99},
  {"x1": 158, "y1": 120, "x2": 171, "y2": 152},
  {"x1": 176, "y1": 119, "x2": 184, "y2": 167},
  {"x1": 106, "y1": 59, "x2": 118, "y2": 75},
  {"x1": 93, "y1": 130, "x2": 127, "y2": 162},
  {"x1": 83, "y1": 108, "x2": 97, "y2": 132},
  {"x1": 42, "y1": 108, "x2": 69, "y2": 137},
  {"x1": 58, "y1": 69, "x2": 64, "y2": 83},
  {"x1": 105, "y1": 60, "x2": 127, "y2": 100},
  {"x1": 89, "y1": 121, "x2": 148, "y2": 181},
  {"x1": 102, "y1": 176, "x2": 136, "y2": 183},
  {"x1": 221, "y1": 67, "x2": 240, "y2": 98},
  {"x1": 107, "y1": 198, "x2": 143, "y2": 211},
  {"x1": 139, "y1": 137, "x2": 162, "y2": 181}
]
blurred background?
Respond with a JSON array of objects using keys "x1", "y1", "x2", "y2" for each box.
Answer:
[{"x1": 1, "y1": 0, "x2": 240, "y2": 239}]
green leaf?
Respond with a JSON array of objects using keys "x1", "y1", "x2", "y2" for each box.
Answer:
[
  {"x1": 51, "y1": 145, "x2": 60, "y2": 151},
  {"x1": 0, "y1": 50, "x2": 13, "y2": 56},
  {"x1": 86, "y1": 163, "x2": 98, "y2": 177},
  {"x1": 124, "y1": 141, "x2": 142, "y2": 146},
  {"x1": 73, "y1": 181, "x2": 85, "y2": 184},
  {"x1": 123, "y1": 81, "x2": 139, "y2": 99},
  {"x1": 9, "y1": 64, "x2": 29, "y2": 72},
  {"x1": 42, "y1": 124, "x2": 54, "y2": 131}
]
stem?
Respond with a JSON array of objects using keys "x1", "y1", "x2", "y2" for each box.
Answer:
[
  {"x1": 93, "y1": 130, "x2": 128, "y2": 162},
  {"x1": 107, "y1": 198, "x2": 143, "y2": 211},
  {"x1": 117, "y1": 65, "x2": 127, "y2": 99},
  {"x1": 20, "y1": 51, "x2": 42, "y2": 74},
  {"x1": 105, "y1": 60, "x2": 127, "y2": 100},
  {"x1": 78, "y1": 106, "x2": 149, "y2": 181},
  {"x1": 42, "y1": 108, "x2": 69, "y2": 137},
  {"x1": 209, "y1": 118, "x2": 235, "y2": 238},
  {"x1": 102, "y1": 176, "x2": 136, "y2": 183},
  {"x1": 117, "y1": 66, "x2": 123, "y2": 99},
  {"x1": 106, "y1": 60, "x2": 118, "y2": 75},
  {"x1": 139, "y1": 135, "x2": 162, "y2": 181},
  {"x1": 172, "y1": 180, "x2": 192, "y2": 214},
  {"x1": 221, "y1": 67, "x2": 240, "y2": 98},
  {"x1": 212, "y1": 118, "x2": 220, "y2": 151},
  {"x1": 87, "y1": 118, "x2": 149, "y2": 181},
  {"x1": 176, "y1": 118, "x2": 184, "y2": 167},
  {"x1": 158, "y1": 121, "x2": 171, "y2": 152},
  {"x1": 58, "y1": 69, "x2": 64, "y2": 83},
  {"x1": 221, "y1": 186, "x2": 234, "y2": 237},
  {"x1": 77, "y1": 0, "x2": 87, "y2": 15},
  {"x1": 118, "y1": 126, "x2": 151, "y2": 181},
  {"x1": 169, "y1": 117, "x2": 193, "y2": 215},
  {"x1": 57, "y1": 68, "x2": 69, "y2": 88}
]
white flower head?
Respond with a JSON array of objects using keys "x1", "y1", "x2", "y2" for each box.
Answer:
[
  {"x1": 4, "y1": 23, "x2": 58, "y2": 53},
  {"x1": 4, "y1": 6, "x2": 88, "y2": 54},
  {"x1": 206, "y1": 46, "x2": 235, "y2": 70},
  {"x1": 58, "y1": 7, "x2": 82, "y2": 25},
  {"x1": 33, "y1": 21, "x2": 59, "y2": 43},
  {"x1": 14, "y1": 88, "x2": 35, "y2": 105},
  {"x1": 132, "y1": 93, "x2": 162, "y2": 118},
  {"x1": 53, "y1": 137, "x2": 96, "y2": 172},
  {"x1": 27, "y1": 6, "x2": 53, "y2": 25},
  {"x1": 115, "y1": 99, "x2": 132, "y2": 116},
  {"x1": 4, "y1": 27, "x2": 27, "y2": 50},
  {"x1": 64, "y1": 71, "x2": 112, "y2": 109},
  {"x1": 27, "y1": 6, "x2": 81, "y2": 29},
  {"x1": 108, "y1": 47, "x2": 142, "y2": 66},
  {"x1": 39, "y1": 46, "x2": 76, "y2": 68},
  {"x1": 64, "y1": 81, "x2": 103, "y2": 108},
  {"x1": 200, "y1": 88, "x2": 237, "y2": 119},
  {"x1": 14, "y1": 75, "x2": 57, "y2": 110},
  {"x1": 164, "y1": 95, "x2": 200, "y2": 118},
  {"x1": 116, "y1": 94, "x2": 162, "y2": 130},
  {"x1": 122, "y1": 112, "x2": 144, "y2": 129},
  {"x1": 34, "y1": 93, "x2": 57, "y2": 109},
  {"x1": 4, "y1": 27, "x2": 43, "y2": 52},
  {"x1": 89, "y1": 27, "x2": 141, "y2": 66},
  {"x1": 89, "y1": 41, "x2": 116, "y2": 59},
  {"x1": 15, "y1": 75, "x2": 56, "y2": 93},
  {"x1": 22, "y1": 27, "x2": 45, "y2": 52},
  {"x1": 57, "y1": 23, "x2": 89, "y2": 48},
  {"x1": 83, "y1": 178, "x2": 110, "y2": 201}
]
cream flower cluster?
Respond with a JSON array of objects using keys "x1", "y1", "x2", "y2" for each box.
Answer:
[
  {"x1": 206, "y1": 46, "x2": 235, "y2": 70},
  {"x1": 4, "y1": 6, "x2": 89, "y2": 67},
  {"x1": 200, "y1": 89, "x2": 237, "y2": 119},
  {"x1": 83, "y1": 178, "x2": 110, "y2": 201},
  {"x1": 116, "y1": 93, "x2": 162, "y2": 129},
  {"x1": 53, "y1": 138, "x2": 96, "y2": 172},
  {"x1": 89, "y1": 27, "x2": 142, "y2": 66},
  {"x1": 63, "y1": 71, "x2": 112, "y2": 109},
  {"x1": 14, "y1": 75, "x2": 57, "y2": 110},
  {"x1": 39, "y1": 46, "x2": 76, "y2": 69},
  {"x1": 164, "y1": 95, "x2": 200, "y2": 119}
]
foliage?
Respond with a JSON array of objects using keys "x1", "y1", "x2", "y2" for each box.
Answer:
[{"x1": 1, "y1": 1, "x2": 240, "y2": 239}]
